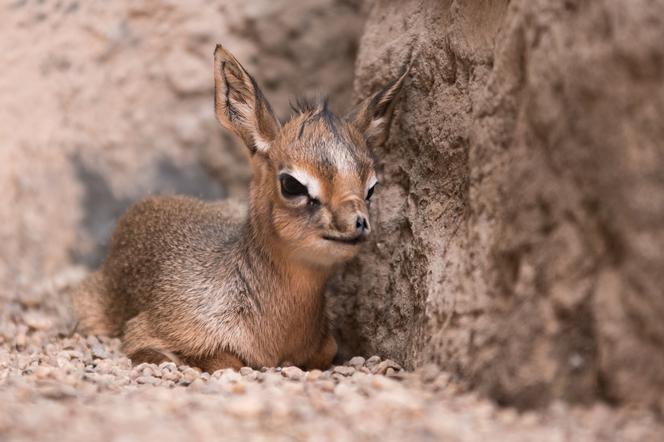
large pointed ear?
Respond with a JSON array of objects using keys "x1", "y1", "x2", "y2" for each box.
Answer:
[
  {"x1": 348, "y1": 66, "x2": 409, "y2": 148},
  {"x1": 214, "y1": 44, "x2": 280, "y2": 155}
]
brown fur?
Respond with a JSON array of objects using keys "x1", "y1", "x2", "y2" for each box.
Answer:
[{"x1": 72, "y1": 44, "x2": 407, "y2": 372}]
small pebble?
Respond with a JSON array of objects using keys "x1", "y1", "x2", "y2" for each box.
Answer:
[
  {"x1": 281, "y1": 366, "x2": 305, "y2": 381},
  {"x1": 135, "y1": 375, "x2": 161, "y2": 386},
  {"x1": 38, "y1": 384, "x2": 79, "y2": 400},
  {"x1": 159, "y1": 362, "x2": 177, "y2": 374},
  {"x1": 32, "y1": 366, "x2": 53, "y2": 379},
  {"x1": 180, "y1": 367, "x2": 200, "y2": 385},
  {"x1": 91, "y1": 344, "x2": 109, "y2": 360},
  {"x1": 225, "y1": 397, "x2": 263, "y2": 418},
  {"x1": 217, "y1": 370, "x2": 242, "y2": 384},
  {"x1": 386, "y1": 367, "x2": 405, "y2": 379},
  {"x1": 23, "y1": 312, "x2": 53, "y2": 331},
  {"x1": 347, "y1": 356, "x2": 366, "y2": 368},
  {"x1": 317, "y1": 380, "x2": 336, "y2": 392},
  {"x1": 365, "y1": 355, "x2": 381, "y2": 367},
  {"x1": 188, "y1": 378, "x2": 209, "y2": 392},
  {"x1": 371, "y1": 375, "x2": 400, "y2": 391},
  {"x1": 371, "y1": 359, "x2": 401, "y2": 375},
  {"x1": 333, "y1": 365, "x2": 355, "y2": 377},
  {"x1": 334, "y1": 382, "x2": 356, "y2": 396},
  {"x1": 306, "y1": 369, "x2": 323, "y2": 381}
]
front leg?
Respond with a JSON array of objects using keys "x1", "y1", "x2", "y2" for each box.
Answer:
[
  {"x1": 304, "y1": 335, "x2": 337, "y2": 370},
  {"x1": 187, "y1": 351, "x2": 244, "y2": 373}
]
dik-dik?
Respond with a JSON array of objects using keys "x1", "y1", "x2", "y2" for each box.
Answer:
[{"x1": 73, "y1": 45, "x2": 407, "y2": 372}]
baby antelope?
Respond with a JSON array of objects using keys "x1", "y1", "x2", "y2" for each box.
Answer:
[{"x1": 73, "y1": 44, "x2": 407, "y2": 372}]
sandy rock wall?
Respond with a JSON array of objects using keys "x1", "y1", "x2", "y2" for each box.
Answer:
[
  {"x1": 0, "y1": 0, "x2": 364, "y2": 290},
  {"x1": 332, "y1": 0, "x2": 664, "y2": 409}
]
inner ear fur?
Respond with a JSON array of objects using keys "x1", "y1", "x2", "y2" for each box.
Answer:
[
  {"x1": 214, "y1": 44, "x2": 280, "y2": 154},
  {"x1": 348, "y1": 65, "x2": 409, "y2": 148}
]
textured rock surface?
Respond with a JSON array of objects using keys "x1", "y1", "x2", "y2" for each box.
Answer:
[
  {"x1": 0, "y1": 0, "x2": 364, "y2": 287},
  {"x1": 332, "y1": 0, "x2": 664, "y2": 409}
]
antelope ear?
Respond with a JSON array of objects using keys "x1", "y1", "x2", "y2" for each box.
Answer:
[
  {"x1": 214, "y1": 44, "x2": 280, "y2": 154},
  {"x1": 348, "y1": 66, "x2": 409, "y2": 148}
]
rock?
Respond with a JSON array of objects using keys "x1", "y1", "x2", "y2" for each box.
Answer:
[
  {"x1": 188, "y1": 378, "x2": 209, "y2": 392},
  {"x1": 38, "y1": 383, "x2": 79, "y2": 400},
  {"x1": 385, "y1": 367, "x2": 405, "y2": 379},
  {"x1": 229, "y1": 382, "x2": 246, "y2": 394},
  {"x1": 370, "y1": 360, "x2": 401, "y2": 375},
  {"x1": 23, "y1": 312, "x2": 53, "y2": 330},
  {"x1": 180, "y1": 367, "x2": 200, "y2": 385},
  {"x1": 86, "y1": 335, "x2": 101, "y2": 347},
  {"x1": 131, "y1": 363, "x2": 159, "y2": 379},
  {"x1": 135, "y1": 376, "x2": 161, "y2": 386},
  {"x1": 332, "y1": 366, "x2": 355, "y2": 377},
  {"x1": 215, "y1": 370, "x2": 242, "y2": 384},
  {"x1": 161, "y1": 370, "x2": 181, "y2": 382},
  {"x1": 159, "y1": 362, "x2": 177, "y2": 373},
  {"x1": 282, "y1": 381, "x2": 304, "y2": 395},
  {"x1": 333, "y1": 382, "x2": 356, "y2": 397},
  {"x1": 347, "y1": 356, "x2": 365, "y2": 368},
  {"x1": 281, "y1": 366, "x2": 305, "y2": 381},
  {"x1": 498, "y1": 408, "x2": 519, "y2": 425},
  {"x1": 14, "y1": 333, "x2": 27, "y2": 348},
  {"x1": 32, "y1": 366, "x2": 53, "y2": 379},
  {"x1": 225, "y1": 397, "x2": 263, "y2": 418},
  {"x1": 333, "y1": 0, "x2": 664, "y2": 410},
  {"x1": 117, "y1": 357, "x2": 132, "y2": 370},
  {"x1": 317, "y1": 380, "x2": 336, "y2": 393},
  {"x1": 371, "y1": 376, "x2": 401, "y2": 391},
  {"x1": 18, "y1": 291, "x2": 42, "y2": 309},
  {"x1": 90, "y1": 344, "x2": 109, "y2": 360},
  {"x1": 365, "y1": 356, "x2": 381, "y2": 368},
  {"x1": 306, "y1": 370, "x2": 323, "y2": 381}
]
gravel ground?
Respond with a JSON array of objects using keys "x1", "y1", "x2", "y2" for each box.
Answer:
[{"x1": 0, "y1": 270, "x2": 661, "y2": 442}]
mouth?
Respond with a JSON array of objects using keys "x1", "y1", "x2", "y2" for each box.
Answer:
[{"x1": 322, "y1": 234, "x2": 365, "y2": 245}]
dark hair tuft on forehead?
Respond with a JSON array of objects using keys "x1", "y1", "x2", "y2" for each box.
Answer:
[
  {"x1": 318, "y1": 98, "x2": 341, "y2": 140},
  {"x1": 289, "y1": 96, "x2": 323, "y2": 115},
  {"x1": 292, "y1": 96, "x2": 343, "y2": 141}
]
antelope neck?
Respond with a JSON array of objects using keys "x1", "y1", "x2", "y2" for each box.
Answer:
[{"x1": 242, "y1": 202, "x2": 330, "y2": 297}]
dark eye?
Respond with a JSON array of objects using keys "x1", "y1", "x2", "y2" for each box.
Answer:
[
  {"x1": 366, "y1": 183, "x2": 377, "y2": 201},
  {"x1": 280, "y1": 174, "x2": 308, "y2": 198}
]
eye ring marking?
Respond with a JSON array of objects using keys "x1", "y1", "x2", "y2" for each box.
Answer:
[
  {"x1": 366, "y1": 182, "x2": 377, "y2": 201},
  {"x1": 279, "y1": 173, "x2": 308, "y2": 198},
  {"x1": 279, "y1": 173, "x2": 322, "y2": 209},
  {"x1": 365, "y1": 175, "x2": 378, "y2": 201},
  {"x1": 278, "y1": 168, "x2": 322, "y2": 200}
]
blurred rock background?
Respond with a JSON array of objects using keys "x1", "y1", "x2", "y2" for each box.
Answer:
[{"x1": 0, "y1": 0, "x2": 365, "y2": 287}]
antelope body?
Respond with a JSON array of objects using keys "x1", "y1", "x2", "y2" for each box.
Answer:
[{"x1": 73, "y1": 45, "x2": 407, "y2": 372}]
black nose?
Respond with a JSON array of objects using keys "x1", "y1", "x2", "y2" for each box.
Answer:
[{"x1": 355, "y1": 216, "x2": 370, "y2": 235}]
